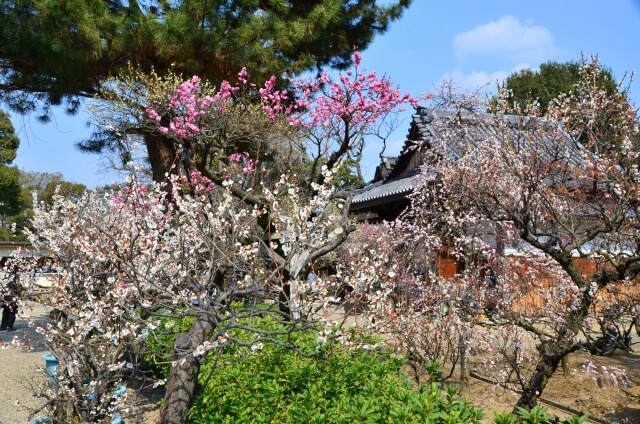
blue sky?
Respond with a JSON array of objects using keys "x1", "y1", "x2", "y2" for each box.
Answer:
[{"x1": 10, "y1": 0, "x2": 640, "y2": 188}]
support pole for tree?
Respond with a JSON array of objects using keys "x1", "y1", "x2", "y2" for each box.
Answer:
[{"x1": 459, "y1": 338, "x2": 470, "y2": 393}]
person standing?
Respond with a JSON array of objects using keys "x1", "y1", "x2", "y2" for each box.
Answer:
[
  {"x1": 1, "y1": 294, "x2": 18, "y2": 331},
  {"x1": 1, "y1": 271, "x2": 19, "y2": 331}
]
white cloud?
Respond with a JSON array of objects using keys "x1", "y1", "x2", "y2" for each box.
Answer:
[
  {"x1": 509, "y1": 63, "x2": 532, "y2": 74},
  {"x1": 453, "y1": 16, "x2": 557, "y2": 63},
  {"x1": 440, "y1": 63, "x2": 532, "y2": 92}
]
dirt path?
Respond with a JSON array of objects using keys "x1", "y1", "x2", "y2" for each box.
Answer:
[
  {"x1": 0, "y1": 301, "x2": 52, "y2": 424},
  {"x1": 438, "y1": 343, "x2": 640, "y2": 423},
  {"x1": 4, "y1": 303, "x2": 640, "y2": 423}
]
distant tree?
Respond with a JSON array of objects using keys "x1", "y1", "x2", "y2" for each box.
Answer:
[
  {"x1": 19, "y1": 171, "x2": 87, "y2": 204},
  {"x1": 3, "y1": 171, "x2": 86, "y2": 240},
  {"x1": 497, "y1": 60, "x2": 619, "y2": 113},
  {"x1": 0, "y1": 110, "x2": 22, "y2": 238},
  {"x1": 492, "y1": 58, "x2": 637, "y2": 155}
]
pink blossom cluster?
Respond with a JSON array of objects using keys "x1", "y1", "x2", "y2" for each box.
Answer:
[
  {"x1": 287, "y1": 51, "x2": 418, "y2": 132},
  {"x1": 258, "y1": 75, "x2": 293, "y2": 121},
  {"x1": 145, "y1": 51, "x2": 419, "y2": 167},
  {"x1": 146, "y1": 76, "x2": 217, "y2": 138},
  {"x1": 146, "y1": 68, "x2": 295, "y2": 139},
  {"x1": 180, "y1": 169, "x2": 214, "y2": 191},
  {"x1": 221, "y1": 152, "x2": 256, "y2": 187}
]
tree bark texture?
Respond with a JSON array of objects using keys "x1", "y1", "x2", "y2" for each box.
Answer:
[
  {"x1": 459, "y1": 339, "x2": 470, "y2": 394},
  {"x1": 514, "y1": 348, "x2": 562, "y2": 412},
  {"x1": 159, "y1": 313, "x2": 216, "y2": 424},
  {"x1": 145, "y1": 132, "x2": 178, "y2": 183},
  {"x1": 514, "y1": 325, "x2": 582, "y2": 412}
]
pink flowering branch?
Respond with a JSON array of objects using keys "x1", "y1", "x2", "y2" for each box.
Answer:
[
  {"x1": 289, "y1": 52, "x2": 418, "y2": 131},
  {"x1": 145, "y1": 51, "x2": 420, "y2": 187},
  {"x1": 285, "y1": 51, "x2": 419, "y2": 182},
  {"x1": 145, "y1": 69, "x2": 292, "y2": 140}
]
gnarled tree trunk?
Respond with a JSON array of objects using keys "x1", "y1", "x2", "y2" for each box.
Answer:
[
  {"x1": 514, "y1": 317, "x2": 583, "y2": 412},
  {"x1": 145, "y1": 132, "x2": 178, "y2": 183},
  {"x1": 514, "y1": 345, "x2": 564, "y2": 411},
  {"x1": 159, "y1": 313, "x2": 216, "y2": 424}
]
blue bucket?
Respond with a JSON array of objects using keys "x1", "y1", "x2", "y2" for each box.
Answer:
[{"x1": 41, "y1": 354, "x2": 59, "y2": 387}]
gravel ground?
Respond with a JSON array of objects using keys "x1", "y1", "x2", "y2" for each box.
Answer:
[
  {"x1": 4, "y1": 303, "x2": 637, "y2": 423},
  {"x1": 0, "y1": 301, "x2": 164, "y2": 424},
  {"x1": 0, "y1": 300, "x2": 52, "y2": 424}
]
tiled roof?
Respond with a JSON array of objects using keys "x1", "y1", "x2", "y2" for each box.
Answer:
[
  {"x1": 352, "y1": 167, "x2": 438, "y2": 207},
  {"x1": 431, "y1": 109, "x2": 580, "y2": 159},
  {"x1": 388, "y1": 107, "x2": 584, "y2": 180},
  {"x1": 352, "y1": 171, "x2": 417, "y2": 205},
  {"x1": 353, "y1": 107, "x2": 585, "y2": 209}
]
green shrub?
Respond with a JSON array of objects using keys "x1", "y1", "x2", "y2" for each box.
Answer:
[
  {"x1": 141, "y1": 313, "x2": 195, "y2": 377},
  {"x1": 513, "y1": 406, "x2": 587, "y2": 424},
  {"x1": 492, "y1": 406, "x2": 588, "y2": 424},
  {"x1": 491, "y1": 410, "x2": 518, "y2": 424},
  {"x1": 189, "y1": 321, "x2": 485, "y2": 423},
  {"x1": 142, "y1": 312, "x2": 588, "y2": 424}
]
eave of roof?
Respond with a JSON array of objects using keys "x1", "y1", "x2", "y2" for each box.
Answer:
[
  {"x1": 351, "y1": 167, "x2": 439, "y2": 208},
  {"x1": 352, "y1": 107, "x2": 586, "y2": 210},
  {"x1": 351, "y1": 172, "x2": 419, "y2": 207}
]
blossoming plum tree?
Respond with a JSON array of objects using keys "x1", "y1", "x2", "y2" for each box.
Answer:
[
  {"x1": 375, "y1": 58, "x2": 640, "y2": 412},
  {"x1": 90, "y1": 51, "x2": 417, "y2": 192},
  {"x1": 22, "y1": 53, "x2": 417, "y2": 424},
  {"x1": 336, "y1": 220, "x2": 493, "y2": 392}
]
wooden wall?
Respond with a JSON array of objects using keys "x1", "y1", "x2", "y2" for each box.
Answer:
[{"x1": 436, "y1": 249, "x2": 639, "y2": 316}]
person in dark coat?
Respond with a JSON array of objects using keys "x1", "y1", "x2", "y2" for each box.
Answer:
[
  {"x1": 1, "y1": 294, "x2": 18, "y2": 331},
  {"x1": 1, "y1": 276, "x2": 19, "y2": 331}
]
